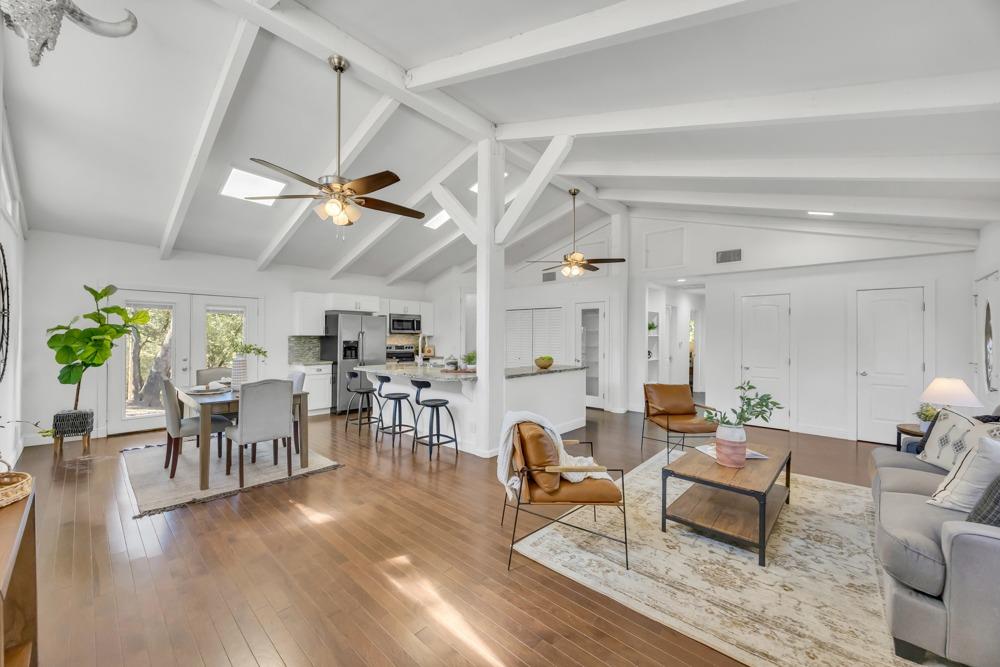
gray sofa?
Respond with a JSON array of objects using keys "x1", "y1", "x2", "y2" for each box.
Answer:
[{"x1": 871, "y1": 448, "x2": 1000, "y2": 666}]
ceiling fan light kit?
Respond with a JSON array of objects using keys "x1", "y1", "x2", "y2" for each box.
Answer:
[{"x1": 244, "y1": 54, "x2": 424, "y2": 227}]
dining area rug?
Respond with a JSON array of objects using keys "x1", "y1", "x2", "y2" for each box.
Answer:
[
  {"x1": 122, "y1": 439, "x2": 342, "y2": 517},
  {"x1": 513, "y1": 447, "x2": 944, "y2": 667}
]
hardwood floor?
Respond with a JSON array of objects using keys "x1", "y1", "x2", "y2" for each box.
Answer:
[{"x1": 17, "y1": 409, "x2": 883, "y2": 666}]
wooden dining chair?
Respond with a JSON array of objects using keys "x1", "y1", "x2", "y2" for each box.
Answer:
[
  {"x1": 224, "y1": 379, "x2": 294, "y2": 488},
  {"x1": 161, "y1": 379, "x2": 232, "y2": 479}
]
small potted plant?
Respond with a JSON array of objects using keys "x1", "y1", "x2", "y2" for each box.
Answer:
[
  {"x1": 915, "y1": 403, "x2": 939, "y2": 433},
  {"x1": 647, "y1": 321, "x2": 657, "y2": 332},
  {"x1": 534, "y1": 355, "x2": 553, "y2": 370},
  {"x1": 705, "y1": 381, "x2": 783, "y2": 468},
  {"x1": 46, "y1": 285, "x2": 148, "y2": 449},
  {"x1": 231, "y1": 342, "x2": 267, "y2": 391},
  {"x1": 461, "y1": 350, "x2": 476, "y2": 371}
]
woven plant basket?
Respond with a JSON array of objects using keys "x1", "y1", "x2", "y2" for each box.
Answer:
[{"x1": 0, "y1": 460, "x2": 32, "y2": 508}]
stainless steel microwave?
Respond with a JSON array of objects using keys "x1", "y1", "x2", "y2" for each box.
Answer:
[{"x1": 389, "y1": 313, "x2": 421, "y2": 334}]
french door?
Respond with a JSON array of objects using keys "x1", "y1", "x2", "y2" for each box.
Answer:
[
  {"x1": 107, "y1": 290, "x2": 259, "y2": 435},
  {"x1": 575, "y1": 302, "x2": 607, "y2": 408},
  {"x1": 857, "y1": 287, "x2": 924, "y2": 444},
  {"x1": 740, "y1": 294, "x2": 791, "y2": 429}
]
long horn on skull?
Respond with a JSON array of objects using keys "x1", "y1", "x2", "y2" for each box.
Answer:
[{"x1": 64, "y1": 2, "x2": 138, "y2": 38}]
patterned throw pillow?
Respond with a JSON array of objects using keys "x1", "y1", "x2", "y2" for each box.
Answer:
[
  {"x1": 969, "y1": 474, "x2": 1000, "y2": 527},
  {"x1": 928, "y1": 434, "x2": 1000, "y2": 512},
  {"x1": 918, "y1": 409, "x2": 980, "y2": 471}
]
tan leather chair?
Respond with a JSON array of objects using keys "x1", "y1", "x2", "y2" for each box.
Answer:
[
  {"x1": 642, "y1": 384, "x2": 716, "y2": 455},
  {"x1": 501, "y1": 422, "x2": 628, "y2": 570}
]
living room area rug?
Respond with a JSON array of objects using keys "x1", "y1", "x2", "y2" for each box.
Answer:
[
  {"x1": 122, "y1": 439, "x2": 342, "y2": 517},
  {"x1": 513, "y1": 447, "x2": 943, "y2": 667}
]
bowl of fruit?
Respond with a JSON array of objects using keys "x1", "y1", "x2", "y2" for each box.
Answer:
[{"x1": 534, "y1": 355, "x2": 554, "y2": 370}]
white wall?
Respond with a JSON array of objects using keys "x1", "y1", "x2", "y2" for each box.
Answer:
[
  {"x1": 702, "y1": 252, "x2": 974, "y2": 441},
  {"x1": 974, "y1": 222, "x2": 1000, "y2": 278},
  {"x1": 21, "y1": 230, "x2": 427, "y2": 446},
  {"x1": 423, "y1": 266, "x2": 473, "y2": 360}
]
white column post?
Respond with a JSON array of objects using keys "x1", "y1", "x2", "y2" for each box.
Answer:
[
  {"x1": 606, "y1": 209, "x2": 630, "y2": 412},
  {"x1": 475, "y1": 138, "x2": 506, "y2": 454}
]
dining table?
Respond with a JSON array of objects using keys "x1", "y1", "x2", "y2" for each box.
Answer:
[{"x1": 175, "y1": 386, "x2": 310, "y2": 490}]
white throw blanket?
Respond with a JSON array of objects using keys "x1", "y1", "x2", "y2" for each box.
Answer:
[{"x1": 496, "y1": 410, "x2": 612, "y2": 500}]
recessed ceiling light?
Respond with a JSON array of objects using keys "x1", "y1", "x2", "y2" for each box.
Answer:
[
  {"x1": 423, "y1": 210, "x2": 450, "y2": 230},
  {"x1": 676, "y1": 278, "x2": 687, "y2": 283},
  {"x1": 220, "y1": 168, "x2": 285, "y2": 206},
  {"x1": 807, "y1": 211, "x2": 835, "y2": 216},
  {"x1": 468, "y1": 172, "x2": 509, "y2": 193}
]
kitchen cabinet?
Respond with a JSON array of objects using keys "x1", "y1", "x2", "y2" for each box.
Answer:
[
  {"x1": 326, "y1": 292, "x2": 380, "y2": 313},
  {"x1": 388, "y1": 298, "x2": 421, "y2": 315},
  {"x1": 292, "y1": 292, "x2": 326, "y2": 336},
  {"x1": 419, "y1": 301, "x2": 435, "y2": 335},
  {"x1": 303, "y1": 370, "x2": 332, "y2": 413}
]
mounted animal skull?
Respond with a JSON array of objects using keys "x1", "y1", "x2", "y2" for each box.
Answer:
[{"x1": 1, "y1": 0, "x2": 137, "y2": 66}]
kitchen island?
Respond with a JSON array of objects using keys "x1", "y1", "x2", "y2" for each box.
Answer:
[{"x1": 353, "y1": 363, "x2": 587, "y2": 458}]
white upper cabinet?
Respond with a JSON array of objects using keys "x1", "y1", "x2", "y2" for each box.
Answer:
[
  {"x1": 420, "y1": 301, "x2": 435, "y2": 335},
  {"x1": 326, "y1": 293, "x2": 380, "y2": 312},
  {"x1": 388, "y1": 299, "x2": 421, "y2": 315},
  {"x1": 292, "y1": 292, "x2": 326, "y2": 336}
]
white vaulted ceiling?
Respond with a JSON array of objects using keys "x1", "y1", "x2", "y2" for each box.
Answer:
[{"x1": 4, "y1": 0, "x2": 999, "y2": 283}]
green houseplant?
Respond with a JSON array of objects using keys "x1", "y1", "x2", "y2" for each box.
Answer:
[
  {"x1": 915, "y1": 402, "x2": 939, "y2": 432},
  {"x1": 46, "y1": 284, "x2": 148, "y2": 445},
  {"x1": 461, "y1": 350, "x2": 476, "y2": 370},
  {"x1": 705, "y1": 381, "x2": 783, "y2": 467},
  {"x1": 230, "y1": 342, "x2": 267, "y2": 391}
]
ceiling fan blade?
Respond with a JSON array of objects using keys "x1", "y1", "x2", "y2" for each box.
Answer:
[
  {"x1": 245, "y1": 194, "x2": 323, "y2": 200},
  {"x1": 357, "y1": 197, "x2": 425, "y2": 219},
  {"x1": 344, "y1": 171, "x2": 400, "y2": 195},
  {"x1": 250, "y1": 158, "x2": 323, "y2": 189},
  {"x1": 584, "y1": 257, "x2": 626, "y2": 264},
  {"x1": 524, "y1": 259, "x2": 567, "y2": 264},
  {"x1": 541, "y1": 265, "x2": 565, "y2": 272},
  {"x1": 581, "y1": 263, "x2": 600, "y2": 272}
]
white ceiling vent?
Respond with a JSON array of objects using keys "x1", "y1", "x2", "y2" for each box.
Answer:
[{"x1": 716, "y1": 249, "x2": 742, "y2": 264}]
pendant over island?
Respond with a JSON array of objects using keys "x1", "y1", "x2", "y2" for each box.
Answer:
[{"x1": 352, "y1": 363, "x2": 588, "y2": 458}]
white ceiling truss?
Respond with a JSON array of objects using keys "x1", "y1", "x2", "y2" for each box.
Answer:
[{"x1": 6, "y1": 0, "x2": 997, "y2": 280}]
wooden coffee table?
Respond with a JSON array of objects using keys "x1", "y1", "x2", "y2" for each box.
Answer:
[{"x1": 661, "y1": 442, "x2": 791, "y2": 566}]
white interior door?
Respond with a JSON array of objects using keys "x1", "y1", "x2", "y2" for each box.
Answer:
[
  {"x1": 107, "y1": 290, "x2": 191, "y2": 434},
  {"x1": 858, "y1": 287, "x2": 924, "y2": 444},
  {"x1": 191, "y1": 295, "x2": 261, "y2": 381},
  {"x1": 575, "y1": 302, "x2": 606, "y2": 409},
  {"x1": 740, "y1": 294, "x2": 791, "y2": 429}
]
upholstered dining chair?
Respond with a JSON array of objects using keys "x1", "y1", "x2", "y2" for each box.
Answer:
[
  {"x1": 224, "y1": 379, "x2": 294, "y2": 488},
  {"x1": 501, "y1": 421, "x2": 627, "y2": 571},
  {"x1": 196, "y1": 367, "x2": 231, "y2": 384},
  {"x1": 287, "y1": 371, "x2": 306, "y2": 454},
  {"x1": 161, "y1": 379, "x2": 232, "y2": 479},
  {"x1": 641, "y1": 383, "x2": 716, "y2": 455}
]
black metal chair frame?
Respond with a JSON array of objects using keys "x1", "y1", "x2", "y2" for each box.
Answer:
[
  {"x1": 374, "y1": 376, "x2": 417, "y2": 451},
  {"x1": 639, "y1": 400, "x2": 715, "y2": 457},
  {"x1": 345, "y1": 372, "x2": 382, "y2": 436},
  {"x1": 501, "y1": 462, "x2": 628, "y2": 571},
  {"x1": 411, "y1": 381, "x2": 459, "y2": 462}
]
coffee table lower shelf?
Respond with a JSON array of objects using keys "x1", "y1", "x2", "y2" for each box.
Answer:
[{"x1": 662, "y1": 481, "x2": 788, "y2": 566}]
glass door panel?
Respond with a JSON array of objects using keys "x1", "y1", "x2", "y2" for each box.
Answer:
[
  {"x1": 191, "y1": 295, "x2": 260, "y2": 382},
  {"x1": 576, "y1": 302, "x2": 606, "y2": 409}
]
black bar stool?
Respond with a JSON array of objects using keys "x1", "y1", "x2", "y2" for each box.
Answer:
[
  {"x1": 411, "y1": 380, "x2": 458, "y2": 462},
  {"x1": 345, "y1": 371, "x2": 380, "y2": 436},
  {"x1": 375, "y1": 375, "x2": 417, "y2": 450}
]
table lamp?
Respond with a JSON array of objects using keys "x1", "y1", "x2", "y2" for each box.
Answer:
[{"x1": 919, "y1": 377, "x2": 983, "y2": 410}]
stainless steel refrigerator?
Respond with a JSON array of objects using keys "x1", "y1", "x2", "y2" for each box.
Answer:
[{"x1": 334, "y1": 313, "x2": 386, "y2": 412}]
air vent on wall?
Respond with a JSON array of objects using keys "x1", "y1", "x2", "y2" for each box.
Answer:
[
  {"x1": 542, "y1": 272, "x2": 556, "y2": 283},
  {"x1": 716, "y1": 248, "x2": 742, "y2": 264}
]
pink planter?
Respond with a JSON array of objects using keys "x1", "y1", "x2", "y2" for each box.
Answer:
[{"x1": 715, "y1": 425, "x2": 748, "y2": 468}]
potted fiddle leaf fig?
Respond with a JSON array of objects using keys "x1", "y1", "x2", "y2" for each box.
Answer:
[
  {"x1": 46, "y1": 285, "x2": 148, "y2": 446},
  {"x1": 705, "y1": 381, "x2": 782, "y2": 468},
  {"x1": 230, "y1": 342, "x2": 267, "y2": 391}
]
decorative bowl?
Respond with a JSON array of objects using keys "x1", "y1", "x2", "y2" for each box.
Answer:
[{"x1": 534, "y1": 357, "x2": 553, "y2": 370}]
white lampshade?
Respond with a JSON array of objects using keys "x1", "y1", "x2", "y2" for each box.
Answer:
[{"x1": 919, "y1": 377, "x2": 983, "y2": 408}]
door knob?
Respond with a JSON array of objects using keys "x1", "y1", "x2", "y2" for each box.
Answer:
[
  {"x1": 742, "y1": 366, "x2": 750, "y2": 370},
  {"x1": 181, "y1": 367, "x2": 188, "y2": 372},
  {"x1": 859, "y1": 371, "x2": 869, "y2": 376}
]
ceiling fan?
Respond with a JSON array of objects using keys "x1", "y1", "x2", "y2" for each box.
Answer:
[
  {"x1": 244, "y1": 55, "x2": 424, "y2": 225},
  {"x1": 526, "y1": 188, "x2": 626, "y2": 277}
]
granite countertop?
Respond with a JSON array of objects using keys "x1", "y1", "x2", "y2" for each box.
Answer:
[
  {"x1": 505, "y1": 364, "x2": 588, "y2": 379},
  {"x1": 353, "y1": 363, "x2": 479, "y2": 382}
]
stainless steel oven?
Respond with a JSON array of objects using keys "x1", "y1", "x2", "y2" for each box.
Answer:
[{"x1": 389, "y1": 313, "x2": 421, "y2": 334}]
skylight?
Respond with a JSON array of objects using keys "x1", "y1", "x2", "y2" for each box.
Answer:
[
  {"x1": 468, "y1": 172, "x2": 509, "y2": 193},
  {"x1": 220, "y1": 168, "x2": 286, "y2": 206},
  {"x1": 423, "y1": 210, "x2": 451, "y2": 230}
]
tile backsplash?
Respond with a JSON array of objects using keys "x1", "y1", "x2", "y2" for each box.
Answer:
[
  {"x1": 386, "y1": 334, "x2": 419, "y2": 346},
  {"x1": 288, "y1": 336, "x2": 322, "y2": 364}
]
